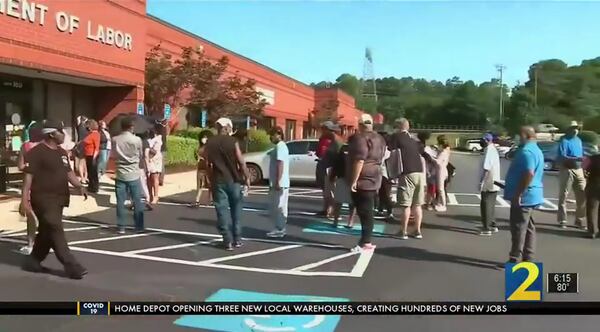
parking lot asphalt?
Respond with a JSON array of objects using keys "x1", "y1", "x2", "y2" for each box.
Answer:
[{"x1": 1, "y1": 153, "x2": 599, "y2": 332}]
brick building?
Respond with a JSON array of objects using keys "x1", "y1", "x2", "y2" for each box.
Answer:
[{"x1": 0, "y1": 0, "x2": 362, "y2": 190}]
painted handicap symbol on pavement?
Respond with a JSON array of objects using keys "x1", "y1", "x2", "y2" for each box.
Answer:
[
  {"x1": 174, "y1": 289, "x2": 348, "y2": 332},
  {"x1": 303, "y1": 222, "x2": 386, "y2": 237}
]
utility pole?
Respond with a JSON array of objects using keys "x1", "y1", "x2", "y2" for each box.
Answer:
[
  {"x1": 496, "y1": 64, "x2": 506, "y2": 123},
  {"x1": 534, "y1": 66, "x2": 538, "y2": 108}
]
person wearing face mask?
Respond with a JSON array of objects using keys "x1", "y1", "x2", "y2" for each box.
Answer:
[
  {"x1": 189, "y1": 130, "x2": 214, "y2": 208},
  {"x1": 21, "y1": 120, "x2": 88, "y2": 279}
]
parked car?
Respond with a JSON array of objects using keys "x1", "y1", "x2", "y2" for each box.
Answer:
[
  {"x1": 536, "y1": 123, "x2": 560, "y2": 133},
  {"x1": 505, "y1": 141, "x2": 599, "y2": 171},
  {"x1": 464, "y1": 139, "x2": 483, "y2": 152},
  {"x1": 496, "y1": 145, "x2": 512, "y2": 158},
  {"x1": 243, "y1": 139, "x2": 319, "y2": 184}
]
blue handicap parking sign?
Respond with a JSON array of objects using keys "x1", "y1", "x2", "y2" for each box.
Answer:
[
  {"x1": 303, "y1": 222, "x2": 386, "y2": 236},
  {"x1": 174, "y1": 289, "x2": 348, "y2": 332},
  {"x1": 164, "y1": 104, "x2": 171, "y2": 120}
]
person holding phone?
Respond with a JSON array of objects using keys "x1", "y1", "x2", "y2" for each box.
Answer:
[{"x1": 21, "y1": 120, "x2": 88, "y2": 279}]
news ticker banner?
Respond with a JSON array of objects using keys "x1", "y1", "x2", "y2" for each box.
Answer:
[{"x1": 1, "y1": 302, "x2": 600, "y2": 315}]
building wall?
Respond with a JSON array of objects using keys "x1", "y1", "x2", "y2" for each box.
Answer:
[
  {"x1": 0, "y1": 0, "x2": 146, "y2": 121},
  {"x1": 0, "y1": 0, "x2": 146, "y2": 85},
  {"x1": 1, "y1": 1, "x2": 361, "y2": 139},
  {"x1": 146, "y1": 15, "x2": 319, "y2": 140}
]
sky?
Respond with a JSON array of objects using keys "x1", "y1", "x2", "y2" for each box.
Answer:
[{"x1": 147, "y1": 0, "x2": 600, "y2": 87}]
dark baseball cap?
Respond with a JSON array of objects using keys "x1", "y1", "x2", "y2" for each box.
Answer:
[{"x1": 42, "y1": 120, "x2": 65, "y2": 134}]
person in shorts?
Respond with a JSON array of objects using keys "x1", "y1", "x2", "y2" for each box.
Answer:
[{"x1": 389, "y1": 118, "x2": 426, "y2": 240}]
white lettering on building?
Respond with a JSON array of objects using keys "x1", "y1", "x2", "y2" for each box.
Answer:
[
  {"x1": 87, "y1": 21, "x2": 132, "y2": 51},
  {"x1": 1, "y1": 0, "x2": 133, "y2": 50}
]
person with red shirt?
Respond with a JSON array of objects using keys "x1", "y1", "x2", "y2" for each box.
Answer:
[
  {"x1": 83, "y1": 120, "x2": 101, "y2": 193},
  {"x1": 315, "y1": 121, "x2": 335, "y2": 216}
]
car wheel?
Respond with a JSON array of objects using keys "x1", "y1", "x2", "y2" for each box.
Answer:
[
  {"x1": 544, "y1": 161, "x2": 553, "y2": 171},
  {"x1": 246, "y1": 163, "x2": 263, "y2": 185},
  {"x1": 471, "y1": 147, "x2": 478, "y2": 152}
]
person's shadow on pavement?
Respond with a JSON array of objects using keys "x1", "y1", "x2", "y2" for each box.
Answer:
[{"x1": 376, "y1": 246, "x2": 501, "y2": 270}]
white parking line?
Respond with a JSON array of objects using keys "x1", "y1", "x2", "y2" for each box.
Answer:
[
  {"x1": 292, "y1": 252, "x2": 358, "y2": 271},
  {"x1": 68, "y1": 232, "x2": 161, "y2": 245},
  {"x1": 350, "y1": 250, "x2": 375, "y2": 277},
  {"x1": 199, "y1": 244, "x2": 302, "y2": 264},
  {"x1": 124, "y1": 240, "x2": 219, "y2": 255},
  {"x1": 447, "y1": 194, "x2": 458, "y2": 205},
  {"x1": 5, "y1": 226, "x2": 101, "y2": 237}
]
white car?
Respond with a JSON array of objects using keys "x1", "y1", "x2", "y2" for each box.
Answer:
[
  {"x1": 243, "y1": 139, "x2": 319, "y2": 184},
  {"x1": 465, "y1": 139, "x2": 483, "y2": 152},
  {"x1": 496, "y1": 145, "x2": 512, "y2": 158}
]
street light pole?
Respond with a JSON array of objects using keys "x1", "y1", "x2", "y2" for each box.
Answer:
[{"x1": 496, "y1": 64, "x2": 506, "y2": 123}]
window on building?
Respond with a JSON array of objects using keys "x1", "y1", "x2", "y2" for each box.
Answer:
[
  {"x1": 260, "y1": 116, "x2": 275, "y2": 131},
  {"x1": 285, "y1": 119, "x2": 296, "y2": 141}
]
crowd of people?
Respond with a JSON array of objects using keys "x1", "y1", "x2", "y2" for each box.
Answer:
[{"x1": 14, "y1": 113, "x2": 600, "y2": 278}]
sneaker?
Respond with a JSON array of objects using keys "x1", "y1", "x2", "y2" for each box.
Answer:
[
  {"x1": 413, "y1": 233, "x2": 423, "y2": 239},
  {"x1": 18, "y1": 246, "x2": 33, "y2": 255},
  {"x1": 117, "y1": 228, "x2": 126, "y2": 235},
  {"x1": 222, "y1": 242, "x2": 234, "y2": 251},
  {"x1": 361, "y1": 243, "x2": 377, "y2": 251},
  {"x1": 559, "y1": 221, "x2": 567, "y2": 229},
  {"x1": 560, "y1": 224, "x2": 568, "y2": 229},
  {"x1": 434, "y1": 205, "x2": 447, "y2": 212},
  {"x1": 498, "y1": 258, "x2": 518, "y2": 269},
  {"x1": 135, "y1": 228, "x2": 146, "y2": 234},
  {"x1": 479, "y1": 230, "x2": 493, "y2": 236},
  {"x1": 266, "y1": 230, "x2": 286, "y2": 238},
  {"x1": 350, "y1": 245, "x2": 364, "y2": 253},
  {"x1": 396, "y1": 232, "x2": 409, "y2": 240},
  {"x1": 491, "y1": 227, "x2": 499, "y2": 233},
  {"x1": 234, "y1": 241, "x2": 244, "y2": 248}
]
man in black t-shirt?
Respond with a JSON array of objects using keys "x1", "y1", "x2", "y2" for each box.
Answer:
[
  {"x1": 203, "y1": 117, "x2": 251, "y2": 251},
  {"x1": 21, "y1": 120, "x2": 88, "y2": 279}
]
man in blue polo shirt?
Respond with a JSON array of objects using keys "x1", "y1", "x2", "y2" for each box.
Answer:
[
  {"x1": 557, "y1": 121, "x2": 587, "y2": 229},
  {"x1": 504, "y1": 126, "x2": 544, "y2": 264}
]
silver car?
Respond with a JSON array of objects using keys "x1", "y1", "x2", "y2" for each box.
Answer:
[{"x1": 244, "y1": 139, "x2": 319, "y2": 184}]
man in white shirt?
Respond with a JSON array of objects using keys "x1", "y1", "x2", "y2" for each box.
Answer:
[
  {"x1": 479, "y1": 133, "x2": 501, "y2": 236},
  {"x1": 266, "y1": 126, "x2": 290, "y2": 238}
]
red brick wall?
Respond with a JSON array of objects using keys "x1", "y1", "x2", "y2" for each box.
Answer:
[
  {"x1": 0, "y1": 0, "x2": 146, "y2": 85},
  {"x1": 145, "y1": 16, "x2": 317, "y2": 139}
]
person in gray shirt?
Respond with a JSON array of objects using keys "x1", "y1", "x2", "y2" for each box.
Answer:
[{"x1": 111, "y1": 116, "x2": 145, "y2": 234}]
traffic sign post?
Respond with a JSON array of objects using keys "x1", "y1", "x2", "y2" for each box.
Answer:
[
  {"x1": 136, "y1": 102, "x2": 144, "y2": 115},
  {"x1": 200, "y1": 110, "x2": 207, "y2": 128},
  {"x1": 164, "y1": 104, "x2": 171, "y2": 120}
]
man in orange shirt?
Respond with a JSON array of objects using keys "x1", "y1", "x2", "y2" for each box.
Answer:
[{"x1": 83, "y1": 120, "x2": 101, "y2": 193}]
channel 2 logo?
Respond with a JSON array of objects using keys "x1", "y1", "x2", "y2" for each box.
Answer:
[{"x1": 505, "y1": 262, "x2": 543, "y2": 301}]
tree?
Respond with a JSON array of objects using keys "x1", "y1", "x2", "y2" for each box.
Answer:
[{"x1": 144, "y1": 44, "x2": 191, "y2": 117}]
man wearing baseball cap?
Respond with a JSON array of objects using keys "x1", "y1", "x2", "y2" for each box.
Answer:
[
  {"x1": 557, "y1": 120, "x2": 587, "y2": 229},
  {"x1": 21, "y1": 120, "x2": 88, "y2": 279},
  {"x1": 479, "y1": 133, "x2": 501, "y2": 236},
  {"x1": 203, "y1": 117, "x2": 251, "y2": 250}
]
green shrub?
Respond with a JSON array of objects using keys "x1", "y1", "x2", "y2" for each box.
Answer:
[
  {"x1": 165, "y1": 136, "x2": 198, "y2": 167},
  {"x1": 579, "y1": 130, "x2": 599, "y2": 145},
  {"x1": 173, "y1": 127, "x2": 215, "y2": 141},
  {"x1": 246, "y1": 129, "x2": 273, "y2": 152}
]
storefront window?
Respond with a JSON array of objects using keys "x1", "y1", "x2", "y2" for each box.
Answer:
[{"x1": 285, "y1": 119, "x2": 296, "y2": 141}]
